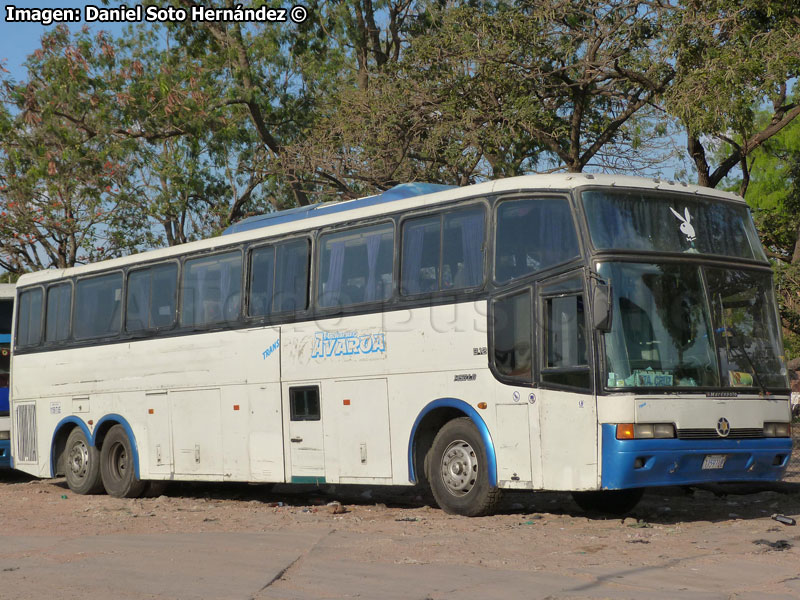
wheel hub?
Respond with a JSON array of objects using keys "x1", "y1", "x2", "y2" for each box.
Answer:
[
  {"x1": 68, "y1": 441, "x2": 89, "y2": 479},
  {"x1": 440, "y1": 439, "x2": 478, "y2": 497}
]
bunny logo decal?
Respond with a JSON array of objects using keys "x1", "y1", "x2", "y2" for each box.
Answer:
[{"x1": 669, "y1": 207, "x2": 696, "y2": 242}]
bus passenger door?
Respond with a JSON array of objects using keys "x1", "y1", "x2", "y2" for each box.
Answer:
[
  {"x1": 284, "y1": 383, "x2": 325, "y2": 483},
  {"x1": 535, "y1": 272, "x2": 598, "y2": 490}
]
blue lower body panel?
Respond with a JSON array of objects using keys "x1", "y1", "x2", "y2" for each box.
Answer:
[
  {"x1": 0, "y1": 440, "x2": 10, "y2": 469},
  {"x1": 600, "y1": 424, "x2": 791, "y2": 489}
]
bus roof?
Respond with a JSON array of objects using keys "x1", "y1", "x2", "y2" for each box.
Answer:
[
  {"x1": 15, "y1": 174, "x2": 745, "y2": 287},
  {"x1": 0, "y1": 283, "x2": 15, "y2": 299}
]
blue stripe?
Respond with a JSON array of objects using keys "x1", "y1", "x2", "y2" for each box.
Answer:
[
  {"x1": 94, "y1": 414, "x2": 140, "y2": 480},
  {"x1": 50, "y1": 414, "x2": 140, "y2": 479},
  {"x1": 407, "y1": 398, "x2": 497, "y2": 487},
  {"x1": 600, "y1": 423, "x2": 792, "y2": 489},
  {"x1": 0, "y1": 388, "x2": 8, "y2": 414},
  {"x1": 0, "y1": 334, "x2": 11, "y2": 343},
  {"x1": 50, "y1": 416, "x2": 94, "y2": 477}
]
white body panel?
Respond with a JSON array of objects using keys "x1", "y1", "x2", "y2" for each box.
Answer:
[{"x1": 8, "y1": 175, "x2": 787, "y2": 494}]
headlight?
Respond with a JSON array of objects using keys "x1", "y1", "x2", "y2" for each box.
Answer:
[
  {"x1": 616, "y1": 423, "x2": 676, "y2": 440},
  {"x1": 763, "y1": 422, "x2": 790, "y2": 437}
]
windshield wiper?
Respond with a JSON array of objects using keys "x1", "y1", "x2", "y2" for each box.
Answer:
[{"x1": 729, "y1": 336, "x2": 768, "y2": 395}]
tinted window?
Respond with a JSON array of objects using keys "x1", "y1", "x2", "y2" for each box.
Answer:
[
  {"x1": 493, "y1": 290, "x2": 532, "y2": 380},
  {"x1": 402, "y1": 206, "x2": 486, "y2": 295},
  {"x1": 45, "y1": 283, "x2": 71, "y2": 342},
  {"x1": 318, "y1": 224, "x2": 394, "y2": 308},
  {"x1": 275, "y1": 240, "x2": 310, "y2": 313},
  {"x1": 582, "y1": 190, "x2": 765, "y2": 260},
  {"x1": 442, "y1": 207, "x2": 485, "y2": 289},
  {"x1": 542, "y1": 292, "x2": 590, "y2": 388},
  {"x1": 0, "y1": 299, "x2": 12, "y2": 334},
  {"x1": 17, "y1": 288, "x2": 43, "y2": 347},
  {"x1": 181, "y1": 251, "x2": 242, "y2": 327},
  {"x1": 74, "y1": 273, "x2": 123, "y2": 339},
  {"x1": 401, "y1": 215, "x2": 440, "y2": 295},
  {"x1": 495, "y1": 198, "x2": 579, "y2": 283},
  {"x1": 545, "y1": 295, "x2": 587, "y2": 368},
  {"x1": 127, "y1": 263, "x2": 178, "y2": 332},
  {"x1": 250, "y1": 240, "x2": 310, "y2": 317},
  {"x1": 290, "y1": 386, "x2": 320, "y2": 421},
  {"x1": 249, "y1": 246, "x2": 275, "y2": 317}
]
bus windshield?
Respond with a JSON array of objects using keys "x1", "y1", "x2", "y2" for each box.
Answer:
[
  {"x1": 582, "y1": 189, "x2": 766, "y2": 260},
  {"x1": 598, "y1": 262, "x2": 787, "y2": 391}
]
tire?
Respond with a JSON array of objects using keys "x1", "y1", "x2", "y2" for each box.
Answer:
[
  {"x1": 571, "y1": 488, "x2": 645, "y2": 515},
  {"x1": 100, "y1": 425, "x2": 147, "y2": 498},
  {"x1": 64, "y1": 427, "x2": 104, "y2": 495},
  {"x1": 428, "y1": 417, "x2": 501, "y2": 517}
]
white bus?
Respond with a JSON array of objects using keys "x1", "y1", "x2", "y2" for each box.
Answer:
[{"x1": 9, "y1": 175, "x2": 792, "y2": 515}]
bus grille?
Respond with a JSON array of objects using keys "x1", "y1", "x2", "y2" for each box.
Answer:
[
  {"x1": 14, "y1": 404, "x2": 37, "y2": 462},
  {"x1": 677, "y1": 428, "x2": 763, "y2": 440}
]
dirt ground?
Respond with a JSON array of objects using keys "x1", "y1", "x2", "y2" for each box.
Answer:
[{"x1": 3, "y1": 470, "x2": 800, "y2": 599}]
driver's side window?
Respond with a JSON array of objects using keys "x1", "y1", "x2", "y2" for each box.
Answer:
[{"x1": 492, "y1": 288, "x2": 533, "y2": 381}]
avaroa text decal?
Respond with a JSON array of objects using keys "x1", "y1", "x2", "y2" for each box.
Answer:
[
  {"x1": 706, "y1": 391, "x2": 738, "y2": 398},
  {"x1": 311, "y1": 331, "x2": 386, "y2": 359}
]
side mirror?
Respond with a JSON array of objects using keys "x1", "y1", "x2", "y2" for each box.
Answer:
[{"x1": 592, "y1": 279, "x2": 613, "y2": 332}]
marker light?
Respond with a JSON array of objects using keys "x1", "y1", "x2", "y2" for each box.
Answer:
[{"x1": 0, "y1": 430, "x2": 9, "y2": 440}]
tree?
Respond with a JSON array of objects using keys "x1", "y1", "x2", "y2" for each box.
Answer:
[
  {"x1": 665, "y1": 0, "x2": 800, "y2": 189},
  {"x1": 739, "y1": 117, "x2": 800, "y2": 357},
  {"x1": 283, "y1": 0, "x2": 677, "y2": 193},
  {"x1": 0, "y1": 26, "x2": 151, "y2": 272}
]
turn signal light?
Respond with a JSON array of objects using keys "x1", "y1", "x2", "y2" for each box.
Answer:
[{"x1": 616, "y1": 424, "x2": 635, "y2": 439}]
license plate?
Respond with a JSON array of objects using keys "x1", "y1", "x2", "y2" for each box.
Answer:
[{"x1": 702, "y1": 454, "x2": 727, "y2": 470}]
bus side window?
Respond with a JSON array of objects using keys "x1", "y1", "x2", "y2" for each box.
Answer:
[
  {"x1": 290, "y1": 386, "x2": 320, "y2": 421},
  {"x1": 495, "y1": 197, "x2": 580, "y2": 283},
  {"x1": 274, "y1": 239, "x2": 310, "y2": 313},
  {"x1": 127, "y1": 263, "x2": 177, "y2": 332},
  {"x1": 401, "y1": 206, "x2": 485, "y2": 295},
  {"x1": 181, "y1": 251, "x2": 242, "y2": 327},
  {"x1": 492, "y1": 289, "x2": 533, "y2": 381},
  {"x1": 249, "y1": 246, "x2": 275, "y2": 317},
  {"x1": 541, "y1": 293, "x2": 590, "y2": 389},
  {"x1": 318, "y1": 224, "x2": 393, "y2": 309},
  {"x1": 74, "y1": 273, "x2": 123, "y2": 340},
  {"x1": 16, "y1": 288, "x2": 43, "y2": 347},
  {"x1": 45, "y1": 282, "x2": 72, "y2": 342}
]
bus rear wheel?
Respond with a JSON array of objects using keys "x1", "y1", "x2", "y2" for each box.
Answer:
[
  {"x1": 64, "y1": 427, "x2": 104, "y2": 495},
  {"x1": 100, "y1": 425, "x2": 146, "y2": 498},
  {"x1": 571, "y1": 488, "x2": 644, "y2": 515},
  {"x1": 428, "y1": 417, "x2": 501, "y2": 517}
]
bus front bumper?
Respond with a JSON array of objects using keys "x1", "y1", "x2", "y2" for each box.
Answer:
[{"x1": 600, "y1": 424, "x2": 792, "y2": 489}]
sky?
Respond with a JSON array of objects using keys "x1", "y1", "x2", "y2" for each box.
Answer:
[{"x1": 1, "y1": 1, "x2": 137, "y2": 83}]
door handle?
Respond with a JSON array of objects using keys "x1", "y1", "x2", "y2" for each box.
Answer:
[{"x1": 291, "y1": 437, "x2": 303, "y2": 443}]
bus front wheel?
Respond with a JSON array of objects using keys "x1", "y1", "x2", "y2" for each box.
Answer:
[
  {"x1": 64, "y1": 428, "x2": 104, "y2": 495},
  {"x1": 428, "y1": 417, "x2": 501, "y2": 517},
  {"x1": 100, "y1": 425, "x2": 146, "y2": 498}
]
